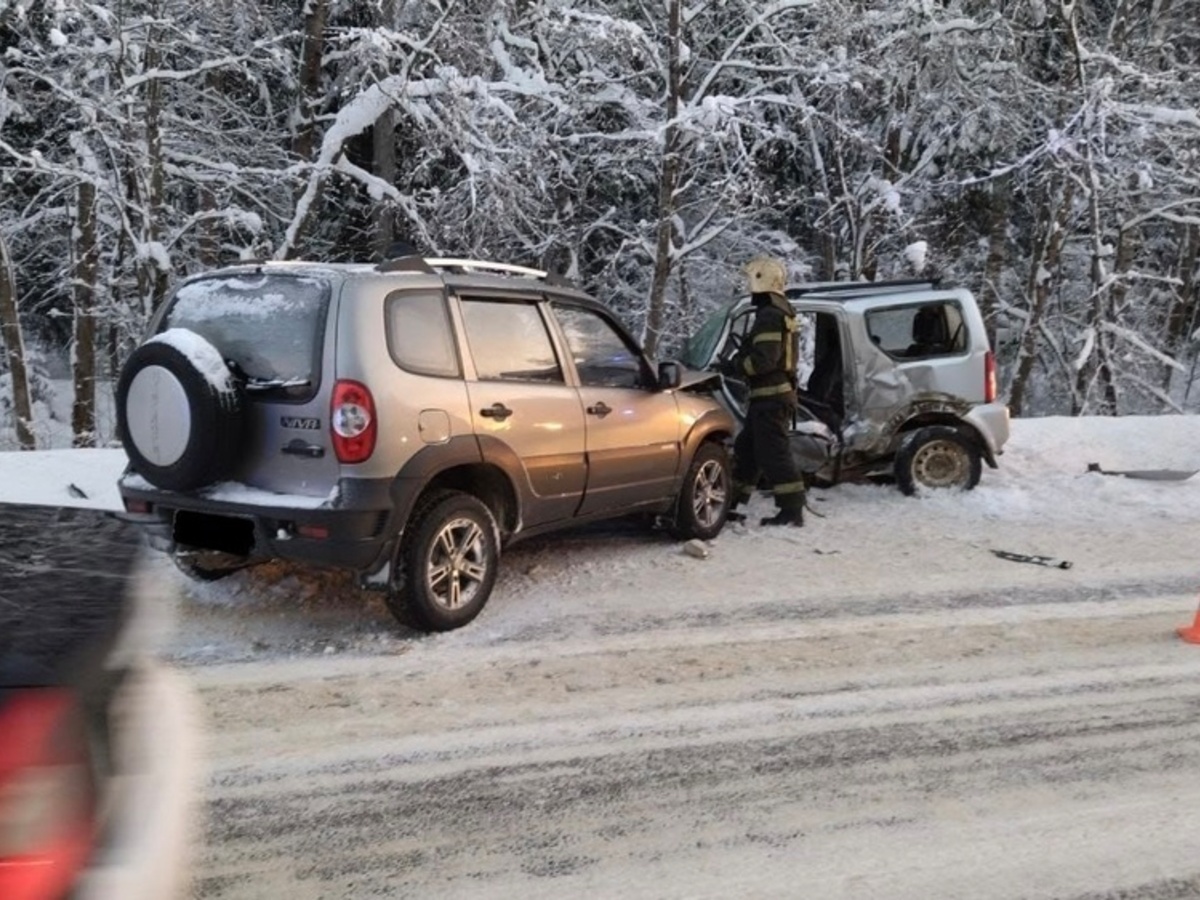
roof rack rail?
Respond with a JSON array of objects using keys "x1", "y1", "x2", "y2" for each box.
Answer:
[
  {"x1": 375, "y1": 256, "x2": 576, "y2": 287},
  {"x1": 788, "y1": 278, "x2": 941, "y2": 297},
  {"x1": 425, "y1": 258, "x2": 547, "y2": 279}
]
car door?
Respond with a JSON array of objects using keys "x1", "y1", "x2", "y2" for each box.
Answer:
[
  {"x1": 549, "y1": 301, "x2": 681, "y2": 516},
  {"x1": 456, "y1": 295, "x2": 588, "y2": 527}
]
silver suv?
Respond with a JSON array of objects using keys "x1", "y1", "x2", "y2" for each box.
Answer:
[
  {"x1": 115, "y1": 257, "x2": 736, "y2": 631},
  {"x1": 682, "y1": 279, "x2": 1009, "y2": 493}
]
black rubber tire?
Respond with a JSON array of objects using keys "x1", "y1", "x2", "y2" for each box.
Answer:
[
  {"x1": 894, "y1": 425, "x2": 982, "y2": 495},
  {"x1": 116, "y1": 334, "x2": 245, "y2": 492},
  {"x1": 385, "y1": 490, "x2": 500, "y2": 633},
  {"x1": 670, "y1": 441, "x2": 732, "y2": 540},
  {"x1": 171, "y1": 549, "x2": 255, "y2": 582}
]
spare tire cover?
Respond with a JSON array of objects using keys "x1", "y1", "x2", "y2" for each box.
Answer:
[{"x1": 116, "y1": 329, "x2": 245, "y2": 492}]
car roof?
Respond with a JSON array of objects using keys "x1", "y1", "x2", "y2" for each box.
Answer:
[
  {"x1": 715, "y1": 281, "x2": 974, "y2": 315},
  {"x1": 175, "y1": 258, "x2": 598, "y2": 306}
]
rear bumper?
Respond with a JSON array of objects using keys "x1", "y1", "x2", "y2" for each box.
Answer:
[
  {"x1": 117, "y1": 475, "x2": 395, "y2": 572},
  {"x1": 965, "y1": 402, "x2": 1010, "y2": 465}
]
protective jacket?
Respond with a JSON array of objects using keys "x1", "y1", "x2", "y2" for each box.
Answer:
[{"x1": 737, "y1": 292, "x2": 799, "y2": 400}]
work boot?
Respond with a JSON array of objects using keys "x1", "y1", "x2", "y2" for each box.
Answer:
[{"x1": 760, "y1": 507, "x2": 803, "y2": 527}]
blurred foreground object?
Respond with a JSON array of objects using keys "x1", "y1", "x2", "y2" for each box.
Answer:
[{"x1": 0, "y1": 505, "x2": 196, "y2": 900}]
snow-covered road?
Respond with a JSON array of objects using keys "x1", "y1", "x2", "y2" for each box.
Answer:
[
  {"x1": 187, "y1": 568, "x2": 1200, "y2": 899},
  {"x1": 3, "y1": 416, "x2": 1200, "y2": 897}
]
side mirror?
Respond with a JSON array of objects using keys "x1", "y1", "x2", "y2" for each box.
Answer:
[{"x1": 657, "y1": 360, "x2": 683, "y2": 390}]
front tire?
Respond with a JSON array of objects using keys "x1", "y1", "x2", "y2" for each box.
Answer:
[
  {"x1": 894, "y1": 426, "x2": 982, "y2": 495},
  {"x1": 386, "y1": 490, "x2": 500, "y2": 632},
  {"x1": 670, "y1": 441, "x2": 732, "y2": 540}
]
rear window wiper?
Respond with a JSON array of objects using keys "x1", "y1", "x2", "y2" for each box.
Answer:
[{"x1": 243, "y1": 376, "x2": 312, "y2": 392}]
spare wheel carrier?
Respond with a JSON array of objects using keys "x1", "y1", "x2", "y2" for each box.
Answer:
[{"x1": 116, "y1": 329, "x2": 246, "y2": 492}]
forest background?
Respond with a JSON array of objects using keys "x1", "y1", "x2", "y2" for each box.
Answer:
[{"x1": 1, "y1": 0, "x2": 1197, "y2": 450}]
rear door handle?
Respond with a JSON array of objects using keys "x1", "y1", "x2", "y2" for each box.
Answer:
[
  {"x1": 586, "y1": 402, "x2": 612, "y2": 418},
  {"x1": 282, "y1": 439, "x2": 325, "y2": 459},
  {"x1": 480, "y1": 403, "x2": 513, "y2": 421}
]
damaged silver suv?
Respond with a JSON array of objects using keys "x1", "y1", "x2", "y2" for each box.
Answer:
[
  {"x1": 683, "y1": 279, "x2": 1009, "y2": 493},
  {"x1": 115, "y1": 257, "x2": 736, "y2": 631}
]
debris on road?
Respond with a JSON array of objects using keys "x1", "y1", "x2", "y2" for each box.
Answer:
[
  {"x1": 683, "y1": 540, "x2": 711, "y2": 560},
  {"x1": 1086, "y1": 462, "x2": 1198, "y2": 481},
  {"x1": 991, "y1": 549, "x2": 1073, "y2": 570}
]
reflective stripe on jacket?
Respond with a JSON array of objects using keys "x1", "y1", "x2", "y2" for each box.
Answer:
[{"x1": 738, "y1": 294, "x2": 798, "y2": 398}]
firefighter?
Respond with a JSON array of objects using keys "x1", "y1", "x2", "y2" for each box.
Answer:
[{"x1": 725, "y1": 256, "x2": 806, "y2": 527}]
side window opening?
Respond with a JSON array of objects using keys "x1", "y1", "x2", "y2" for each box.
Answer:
[
  {"x1": 551, "y1": 303, "x2": 651, "y2": 389},
  {"x1": 866, "y1": 301, "x2": 968, "y2": 361},
  {"x1": 385, "y1": 291, "x2": 460, "y2": 378},
  {"x1": 460, "y1": 297, "x2": 564, "y2": 384},
  {"x1": 803, "y1": 312, "x2": 845, "y2": 420}
]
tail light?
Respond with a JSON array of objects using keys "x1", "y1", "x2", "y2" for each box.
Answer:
[
  {"x1": 984, "y1": 350, "x2": 997, "y2": 404},
  {"x1": 0, "y1": 691, "x2": 95, "y2": 900},
  {"x1": 331, "y1": 379, "x2": 377, "y2": 464}
]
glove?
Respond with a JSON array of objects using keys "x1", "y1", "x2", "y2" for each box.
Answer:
[{"x1": 715, "y1": 356, "x2": 740, "y2": 377}]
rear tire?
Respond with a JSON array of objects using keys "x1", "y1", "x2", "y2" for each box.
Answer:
[
  {"x1": 385, "y1": 490, "x2": 500, "y2": 632},
  {"x1": 894, "y1": 426, "x2": 981, "y2": 495},
  {"x1": 670, "y1": 441, "x2": 732, "y2": 540}
]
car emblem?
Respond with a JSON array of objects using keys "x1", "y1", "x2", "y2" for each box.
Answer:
[{"x1": 281, "y1": 416, "x2": 321, "y2": 430}]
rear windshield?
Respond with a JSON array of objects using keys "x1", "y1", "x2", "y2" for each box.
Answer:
[{"x1": 162, "y1": 274, "x2": 329, "y2": 401}]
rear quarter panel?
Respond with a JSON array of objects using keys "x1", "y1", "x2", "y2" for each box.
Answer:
[{"x1": 334, "y1": 275, "x2": 474, "y2": 482}]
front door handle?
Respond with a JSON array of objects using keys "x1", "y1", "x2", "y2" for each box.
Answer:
[
  {"x1": 586, "y1": 401, "x2": 612, "y2": 418},
  {"x1": 480, "y1": 402, "x2": 513, "y2": 421}
]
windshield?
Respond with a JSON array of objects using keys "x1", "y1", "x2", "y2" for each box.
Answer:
[
  {"x1": 162, "y1": 274, "x2": 330, "y2": 401},
  {"x1": 681, "y1": 303, "x2": 734, "y2": 369}
]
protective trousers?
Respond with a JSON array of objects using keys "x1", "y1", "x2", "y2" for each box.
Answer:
[{"x1": 731, "y1": 396, "x2": 806, "y2": 513}]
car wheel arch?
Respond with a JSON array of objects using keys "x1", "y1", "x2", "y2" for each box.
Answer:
[{"x1": 892, "y1": 410, "x2": 995, "y2": 468}]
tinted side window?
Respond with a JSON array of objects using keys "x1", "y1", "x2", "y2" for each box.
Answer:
[
  {"x1": 865, "y1": 302, "x2": 967, "y2": 360},
  {"x1": 385, "y1": 291, "x2": 459, "y2": 377},
  {"x1": 460, "y1": 298, "x2": 564, "y2": 383},
  {"x1": 552, "y1": 304, "x2": 647, "y2": 389}
]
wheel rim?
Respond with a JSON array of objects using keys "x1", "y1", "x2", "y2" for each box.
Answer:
[
  {"x1": 690, "y1": 458, "x2": 729, "y2": 527},
  {"x1": 425, "y1": 516, "x2": 489, "y2": 611},
  {"x1": 912, "y1": 439, "x2": 970, "y2": 489}
]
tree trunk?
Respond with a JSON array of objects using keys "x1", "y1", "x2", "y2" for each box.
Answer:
[
  {"x1": 642, "y1": 0, "x2": 683, "y2": 359},
  {"x1": 1165, "y1": 223, "x2": 1198, "y2": 350},
  {"x1": 294, "y1": 0, "x2": 329, "y2": 164},
  {"x1": 373, "y1": 0, "x2": 398, "y2": 260},
  {"x1": 979, "y1": 179, "x2": 1009, "y2": 332},
  {"x1": 1008, "y1": 182, "x2": 1074, "y2": 417},
  {"x1": 143, "y1": 23, "x2": 170, "y2": 315},
  {"x1": 284, "y1": 0, "x2": 330, "y2": 259},
  {"x1": 0, "y1": 233, "x2": 36, "y2": 449},
  {"x1": 72, "y1": 180, "x2": 99, "y2": 448}
]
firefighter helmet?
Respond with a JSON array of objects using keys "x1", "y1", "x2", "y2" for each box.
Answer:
[{"x1": 743, "y1": 256, "x2": 787, "y2": 295}]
